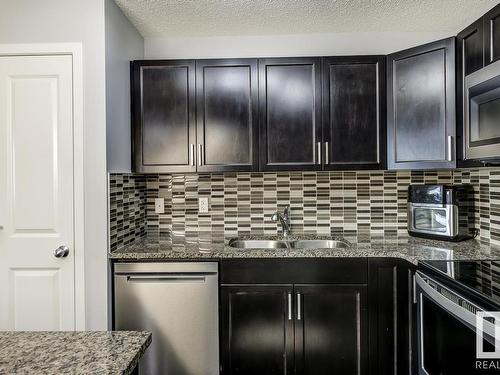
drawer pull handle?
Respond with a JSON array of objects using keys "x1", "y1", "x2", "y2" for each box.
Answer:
[{"x1": 297, "y1": 293, "x2": 302, "y2": 320}]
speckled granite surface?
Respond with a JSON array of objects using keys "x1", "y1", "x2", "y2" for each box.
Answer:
[
  {"x1": 0, "y1": 331, "x2": 151, "y2": 375},
  {"x1": 109, "y1": 234, "x2": 500, "y2": 265}
]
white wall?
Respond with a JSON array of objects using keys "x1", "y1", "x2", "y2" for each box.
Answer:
[
  {"x1": 145, "y1": 31, "x2": 452, "y2": 59},
  {"x1": 0, "y1": 0, "x2": 108, "y2": 330},
  {"x1": 105, "y1": 0, "x2": 144, "y2": 172}
]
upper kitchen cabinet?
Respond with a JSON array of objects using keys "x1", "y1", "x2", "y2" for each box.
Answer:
[
  {"x1": 387, "y1": 38, "x2": 456, "y2": 170},
  {"x1": 195, "y1": 59, "x2": 259, "y2": 172},
  {"x1": 322, "y1": 56, "x2": 386, "y2": 170},
  {"x1": 131, "y1": 60, "x2": 196, "y2": 173},
  {"x1": 457, "y1": 19, "x2": 484, "y2": 166},
  {"x1": 484, "y1": 4, "x2": 500, "y2": 65},
  {"x1": 458, "y1": 19, "x2": 485, "y2": 77},
  {"x1": 259, "y1": 58, "x2": 322, "y2": 171}
]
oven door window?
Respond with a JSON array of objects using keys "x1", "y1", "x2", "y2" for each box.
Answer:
[
  {"x1": 414, "y1": 208, "x2": 448, "y2": 233},
  {"x1": 469, "y1": 76, "x2": 500, "y2": 147},
  {"x1": 420, "y1": 295, "x2": 486, "y2": 374}
]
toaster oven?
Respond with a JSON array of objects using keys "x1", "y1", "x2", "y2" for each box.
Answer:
[{"x1": 407, "y1": 185, "x2": 475, "y2": 241}]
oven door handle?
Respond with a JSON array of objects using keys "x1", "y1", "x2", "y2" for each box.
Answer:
[{"x1": 416, "y1": 273, "x2": 497, "y2": 338}]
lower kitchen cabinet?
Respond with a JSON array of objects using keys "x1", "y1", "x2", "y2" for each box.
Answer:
[
  {"x1": 368, "y1": 258, "x2": 416, "y2": 375},
  {"x1": 219, "y1": 258, "x2": 414, "y2": 375},
  {"x1": 294, "y1": 285, "x2": 368, "y2": 375},
  {"x1": 220, "y1": 285, "x2": 294, "y2": 375},
  {"x1": 220, "y1": 284, "x2": 368, "y2": 375}
]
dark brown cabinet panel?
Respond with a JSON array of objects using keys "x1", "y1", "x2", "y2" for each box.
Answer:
[
  {"x1": 457, "y1": 20, "x2": 485, "y2": 167},
  {"x1": 294, "y1": 285, "x2": 368, "y2": 375},
  {"x1": 219, "y1": 259, "x2": 419, "y2": 375},
  {"x1": 220, "y1": 258, "x2": 367, "y2": 284},
  {"x1": 132, "y1": 60, "x2": 196, "y2": 173},
  {"x1": 458, "y1": 20, "x2": 485, "y2": 76},
  {"x1": 132, "y1": 60, "x2": 196, "y2": 172},
  {"x1": 484, "y1": 4, "x2": 500, "y2": 65},
  {"x1": 387, "y1": 38, "x2": 456, "y2": 170},
  {"x1": 368, "y1": 259, "x2": 416, "y2": 375},
  {"x1": 196, "y1": 59, "x2": 259, "y2": 172},
  {"x1": 259, "y1": 58, "x2": 322, "y2": 171},
  {"x1": 322, "y1": 56, "x2": 386, "y2": 170},
  {"x1": 220, "y1": 285, "x2": 294, "y2": 375}
]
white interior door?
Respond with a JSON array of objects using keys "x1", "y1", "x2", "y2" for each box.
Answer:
[{"x1": 0, "y1": 54, "x2": 75, "y2": 331}]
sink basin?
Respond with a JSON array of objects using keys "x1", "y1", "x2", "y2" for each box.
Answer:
[
  {"x1": 227, "y1": 239, "x2": 290, "y2": 249},
  {"x1": 227, "y1": 238, "x2": 350, "y2": 250},
  {"x1": 291, "y1": 239, "x2": 349, "y2": 249}
]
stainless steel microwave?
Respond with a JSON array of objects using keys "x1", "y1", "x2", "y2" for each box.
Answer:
[{"x1": 464, "y1": 59, "x2": 500, "y2": 160}]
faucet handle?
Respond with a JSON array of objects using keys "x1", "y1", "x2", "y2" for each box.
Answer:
[{"x1": 283, "y1": 205, "x2": 290, "y2": 219}]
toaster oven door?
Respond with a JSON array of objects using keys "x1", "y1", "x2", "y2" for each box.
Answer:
[{"x1": 408, "y1": 204, "x2": 457, "y2": 237}]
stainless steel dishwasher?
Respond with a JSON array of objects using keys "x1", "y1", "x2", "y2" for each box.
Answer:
[{"x1": 114, "y1": 262, "x2": 219, "y2": 375}]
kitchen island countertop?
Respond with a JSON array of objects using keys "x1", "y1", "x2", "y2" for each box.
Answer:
[{"x1": 0, "y1": 331, "x2": 151, "y2": 375}]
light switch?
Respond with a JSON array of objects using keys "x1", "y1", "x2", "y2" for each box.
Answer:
[
  {"x1": 155, "y1": 198, "x2": 165, "y2": 214},
  {"x1": 199, "y1": 197, "x2": 209, "y2": 213}
]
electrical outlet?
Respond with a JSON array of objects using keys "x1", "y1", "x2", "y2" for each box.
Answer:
[
  {"x1": 199, "y1": 197, "x2": 209, "y2": 213},
  {"x1": 154, "y1": 198, "x2": 164, "y2": 214}
]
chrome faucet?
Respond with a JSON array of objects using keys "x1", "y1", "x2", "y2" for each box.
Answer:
[{"x1": 271, "y1": 205, "x2": 291, "y2": 237}]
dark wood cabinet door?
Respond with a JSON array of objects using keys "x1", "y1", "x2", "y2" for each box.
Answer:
[
  {"x1": 322, "y1": 56, "x2": 386, "y2": 170},
  {"x1": 132, "y1": 60, "x2": 196, "y2": 173},
  {"x1": 294, "y1": 284, "x2": 368, "y2": 375},
  {"x1": 457, "y1": 20, "x2": 485, "y2": 167},
  {"x1": 368, "y1": 259, "x2": 416, "y2": 375},
  {"x1": 387, "y1": 38, "x2": 456, "y2": 170},
  {"x1": 484, "y1": 4, "x2": 500, "y2": 65},
  {"x1": 259, "y1": 58, "x2": 322, "y2": 171},
  {"x1": 220, "y1": 285, "x2": 294, "y2": 375},
  {"x1": 196, "y1": 59, "x2": 259, "y2": 172}
]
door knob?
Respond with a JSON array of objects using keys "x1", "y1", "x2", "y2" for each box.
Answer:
[{"x1": 54, "y1": 245, "x2": 69, "y2": 258}]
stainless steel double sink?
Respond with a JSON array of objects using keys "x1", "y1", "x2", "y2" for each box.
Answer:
[{"x1": 227, "y1": 238, "x2": 350, "y2": 250}]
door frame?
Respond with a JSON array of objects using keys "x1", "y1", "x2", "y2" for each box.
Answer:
[{"x1": 0, "y1": 43, "x2": 86, "y2": 329}]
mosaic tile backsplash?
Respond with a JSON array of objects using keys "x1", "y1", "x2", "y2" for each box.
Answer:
[
  {"x1": 109, "y1": 169, "x2": 500, "y2": 250},
  {"x1": 109, "y1": 174, "x2": 147, "y2": 251}
]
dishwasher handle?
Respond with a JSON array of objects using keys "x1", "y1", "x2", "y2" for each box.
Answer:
[{"x1": 119, "y1": 273, "x2": 215, "y2": 283}]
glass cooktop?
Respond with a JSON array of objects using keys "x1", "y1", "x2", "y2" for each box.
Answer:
[{"x1": 420, "y1": 259, "x2": 500, "y2": 308}]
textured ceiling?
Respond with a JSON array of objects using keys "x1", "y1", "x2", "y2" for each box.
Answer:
[{"x1": 114, "y1": 0, "x2": 499, "y2": 37}]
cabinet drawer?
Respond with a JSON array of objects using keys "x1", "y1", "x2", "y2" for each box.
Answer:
[{"x1": 220, "y1": 258, "x2": 367, "y2": 284}]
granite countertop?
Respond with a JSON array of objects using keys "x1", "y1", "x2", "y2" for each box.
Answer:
[
  {"x1": 0, "y1": 331, "x2": 151, "y2": 375},
  {"x1": 109, "y1": 234, "x2": 500, "y2": 265}
]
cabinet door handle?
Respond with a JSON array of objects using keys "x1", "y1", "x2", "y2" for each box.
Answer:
[
  {"x1": 190, "y1": 144, "x2": 195, "y2": 166},
  {"x1": 316, "y1": 142, "x2": 321, "y2": 165},
  {"x1": 287, "y1": 292, "x2": 292, "y2": 320},
  {"x1": 446, "y1": 136, "x2": 453, "y2": 162},
  {"x1": 297, "y1": 293, "x2": 302, "y2": 320},
  {"x1": 198, "y1": 144, "x2": 203, "y2": 166},
  {"x1": 324, "y1": 142, "x2": 329, "y2": 165}
]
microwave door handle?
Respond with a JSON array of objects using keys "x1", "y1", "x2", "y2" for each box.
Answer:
[{"x1": 446, "y1": 136, "x2": 453, "y2": 162}]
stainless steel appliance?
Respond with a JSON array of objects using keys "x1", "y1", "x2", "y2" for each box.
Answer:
[
  {"x1": 114, "y1": 262, "x2": 219, "y2": 375},
  {"x1": 464, "y1": 59, "x2": 500, "y2": 160},
  {"x1": 416, "y1": 260, "x2": 500, "y2": 375},
  {"x1": 407, "y1": 184, "x2": 475, "y2": 241}
]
